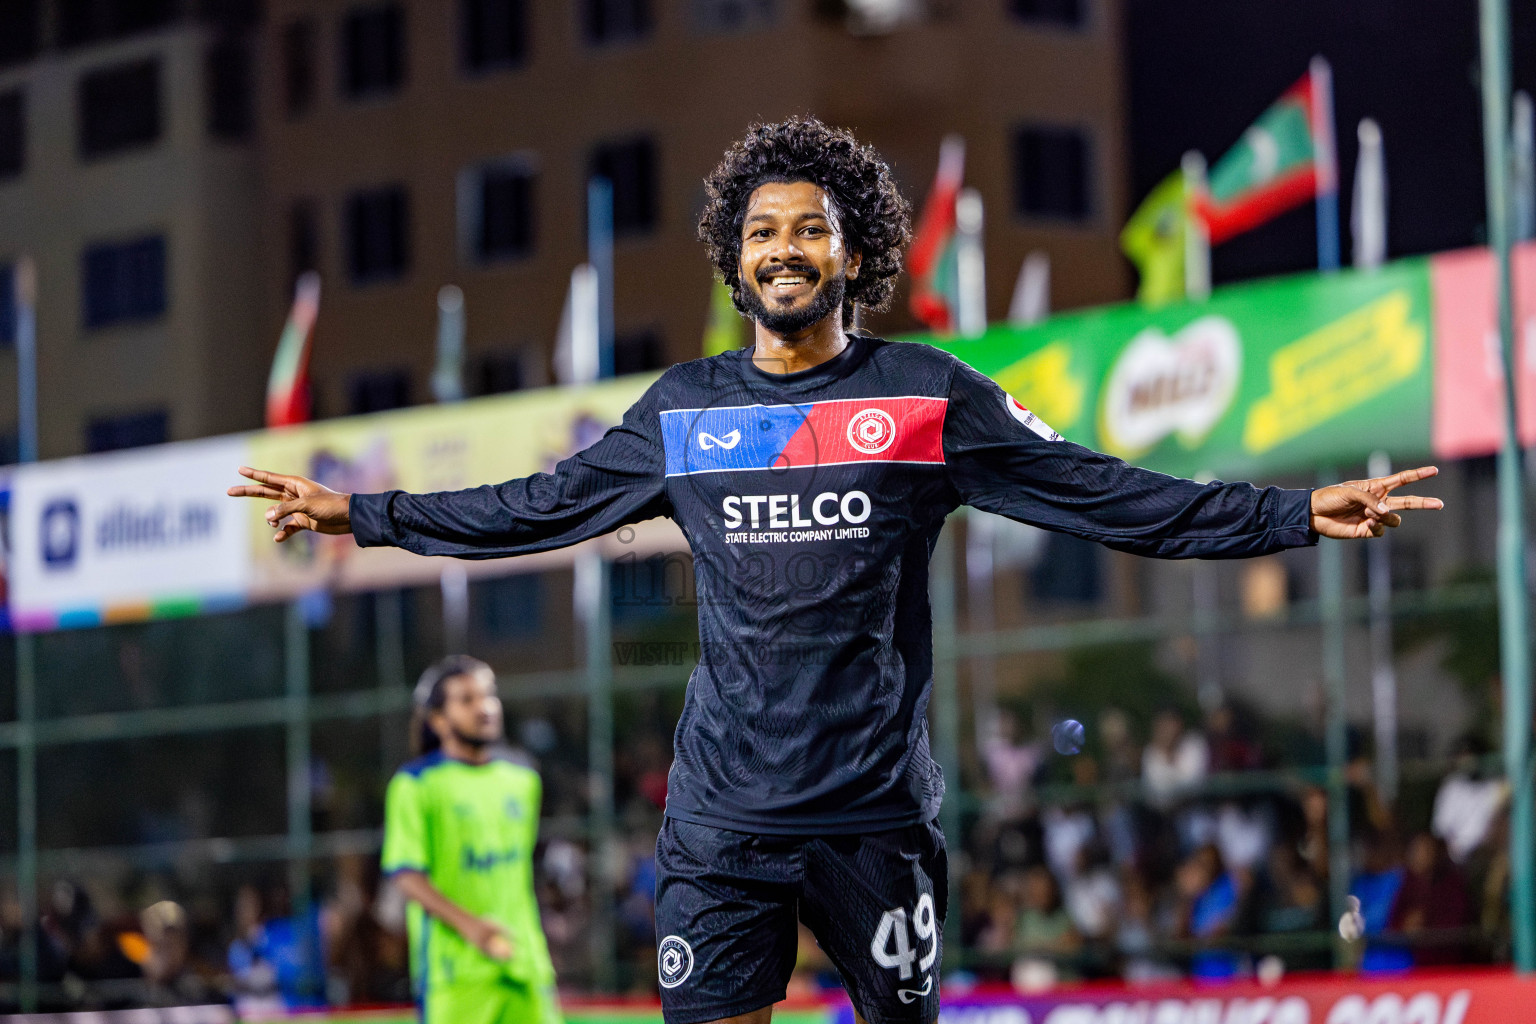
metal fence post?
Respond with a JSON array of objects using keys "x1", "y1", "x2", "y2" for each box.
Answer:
[
  {"x1": 578, "y1": 552, "x2": 616, "y2": 990},
  {"x1": 15, "y1": 633, "x2": 37, "y2": 1013},
  {"x1": 284, "y1": 602, "x2": 315, "y2": 995},
  {"x1": 930, "y1": 520, "x2": 962, "y2": 961},
  {"x1": 1479, "y1": 0, "x2": 1536, "y2": 972},
  {"x1": 1317, "y1": 471, "x2": 1351, "y2": 968}
]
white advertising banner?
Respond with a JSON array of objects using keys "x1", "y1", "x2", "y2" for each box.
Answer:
[{"x1": 9, "y1": 436, "x2": 252, "y2": 630}]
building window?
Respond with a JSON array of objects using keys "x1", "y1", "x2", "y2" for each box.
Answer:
[
  {"x1": 0, "y1": 1, "x2": 41, "y2": 70},
  {"x1": 1008, "y1": 0, "x2": 1084, "y2": 29},
  {"x1": 583, "y1": 0, "x2": 651, "y2": 45},
  {"x1": 342, "y1": 3, "x2": 406, "y2": 100},
  {"x1": 589, "y1": 138, "x2": 657, "y2": 236},
  {"x1": 0, "y1": 90, "x2": 23, "y2": 180},
  {"x1": 460, "y1": 159, "x2": 535, "y2": 263},
  {"x1": 87, "y1": 409, "x2": 168, "y2": 453},
  {"x1": 692, "y1": 0, "x2": 779, "y2": 33},
  {"x1": 461, "y1": 0, "x2": 527, "y2": 74},
  {"x1": 473, "y1": 351, "x2": 524, "y2": 395},
  {"x1": 614, "y1": 330, "x2": 664, "y2": 374},
  {"x1": 282, "y1": 19, "x2": 317, "y2": 117},
  {"x1": 1013, "y1": 125, "x2": 1092, "y2": 221},
  {"x1": 78, "y1": 59, "x2": 161, "y2": 160},
  {"x1": 347, "y1": 369, "x2": 411, "y2": 414},
  {"x1": 346, "y1": 187, "x2": 409, "y2": 284},
  {"x1": 289, "y1": 199, "x2": 320, "y2": 281},
  {"x1": 0, "y1": 263, "x2": 14, "y2": 347},
  {"x1": 206, "y1": 38, "x2": 253, "y2": 140},
  {"x1": 59, "y1": 0, "x2": 176, "y2": 50},
  {"x1": 82, "y1": 235, "x2": 167, "y2": 329}
]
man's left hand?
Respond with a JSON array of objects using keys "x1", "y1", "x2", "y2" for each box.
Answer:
[{"x1": 1310, "y1": 465, "x2": 1443, "y2": 540}]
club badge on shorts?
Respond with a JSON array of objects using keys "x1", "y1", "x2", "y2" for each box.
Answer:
[{"x1": 658, "y1": 935, "x2": 694, "y2": 988}]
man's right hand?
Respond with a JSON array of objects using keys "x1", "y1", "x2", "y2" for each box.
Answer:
[
  {"x1": 227, "y1": 466, "x2": 352, "y2": 543},
  {"x1": 464, "y1": 917, "x2": 514, "y2": 961}
]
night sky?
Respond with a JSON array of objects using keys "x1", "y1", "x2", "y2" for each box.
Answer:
[{"x1": 1126, "y1": 0, "x2": 1536, "y2": 284}]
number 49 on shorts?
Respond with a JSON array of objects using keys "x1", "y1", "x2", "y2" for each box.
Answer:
[{"x1": 870, "y1": 892, "x2": 938, "y2": 980}]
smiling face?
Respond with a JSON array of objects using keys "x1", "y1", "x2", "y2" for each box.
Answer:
[{"x1": 737, "y1": 180, "x2": 861, "y2": 337}]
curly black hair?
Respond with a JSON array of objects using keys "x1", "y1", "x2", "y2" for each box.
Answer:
[{"x1": 699, "y1": 117, "x2": 912, "y2": 323}]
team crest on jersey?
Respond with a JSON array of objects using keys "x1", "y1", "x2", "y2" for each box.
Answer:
[
  {"x1": 846, "y1": 408, "x2": 897, "y2": 454},
  {"x1": 657, "y1": 935, "x2": 694, "y2": 988},
  {"x1": 1004, "y1": 394, "x2": 1062, "y2": 441}
]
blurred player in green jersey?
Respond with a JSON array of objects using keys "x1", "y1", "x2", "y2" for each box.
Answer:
[{"x1": 382, "y1": 655, "x2": 562, "y2": 1024}]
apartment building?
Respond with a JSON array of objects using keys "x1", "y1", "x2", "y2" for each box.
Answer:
[
  {"x1": 256, "y1": 0, "x2": 1133, "y2": 415},
  {"x1": 0, "y1": 0, "x2": 266, "y2": 459}
]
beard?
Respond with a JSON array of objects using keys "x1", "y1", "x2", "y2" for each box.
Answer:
[
  {"x1": 739, "y1": 267, "x2": 847, "y2": 335},
  {"x1": 451, "y1": 724, "x2": 495, "y2": 749}
]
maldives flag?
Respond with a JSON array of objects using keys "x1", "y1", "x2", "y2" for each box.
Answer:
[
  {"x1": 907, "y1": 136, "x2": 966, "y2": 331},
  {"x1": 1194, "y1": 61, "x2": 1336, "y2": 245},
  {"x1": 266, "y1": 272, "x2": 320, "y2": 428}
]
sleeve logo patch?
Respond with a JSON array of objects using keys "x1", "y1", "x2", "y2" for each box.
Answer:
[
  {"x1": 847, "y1": 408, "x2": 897, "y2": 454},
  {"x1": 1005, "y1": 394, "x2": 1062, "y2": 441}
]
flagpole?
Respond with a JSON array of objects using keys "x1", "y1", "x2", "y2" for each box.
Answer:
[
  {"x1": 1181, "y1": 151, "x2": 1211, "y2": 300},
  {"x1": 565, "y1": 216, "x2": 617, "y2": 986},
  {"x1": 1478, "y1": 0, "x2": 1536, "y2": 972},
  {"x1": 1309, "y1": 56, "x2": 1341, "y2": 273},
  {"x1": 13, "y1": 257, "x2": 38, "y2": 1013},
  {"x1": 1007, "y1": 251, "x2": 1050, "y2": 326},
  {"x1": 588, "y1": 178, "x2": 615, "y2": 378},
  {"x1": 954, "y1": 188, "x2": 986, "y2": 336}
]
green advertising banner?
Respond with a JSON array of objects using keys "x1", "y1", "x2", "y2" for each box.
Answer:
[{"x1": 926, "y1": 259, "x2": 1435, "y2": 480}]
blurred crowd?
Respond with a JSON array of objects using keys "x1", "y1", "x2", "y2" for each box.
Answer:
[
  {"x1": 952, "y1": 705, "x2": 1511, "y2": 988},
  {"x1": 0, "y1": 702, "x2": 1516, "y2": 1012}
]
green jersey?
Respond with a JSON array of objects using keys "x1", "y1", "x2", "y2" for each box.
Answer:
[{"x1": 382, "y1": 751, "x2": 556, "y2": 995}]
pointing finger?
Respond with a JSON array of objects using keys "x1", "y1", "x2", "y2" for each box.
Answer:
[
  {"x1": 1377, "y1": 465, "x2": 1439, "y2": 494},
  {"x1": 228, "y1": 484, "x2": 286, "y2": 500},
  {"x1": 1386, "y1": 494, "x2": 1444, "y2": 512},
  {"x1": 239, "y1": 465, "x2": 295, "y2": 489}
]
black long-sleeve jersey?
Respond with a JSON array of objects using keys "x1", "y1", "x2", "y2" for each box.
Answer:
[{"x1": 351, "y1": 337, "x2": 1317, "y2": 834}]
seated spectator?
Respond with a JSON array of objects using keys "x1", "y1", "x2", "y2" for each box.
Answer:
[
  {"x1": 1063, "y1": 843, "x2": 1121, "y2": 943},
  {"x1": 227, "y1": 882, "x2": 326, "y2": 1010},
  {"x1": 1390, "y1": 833, "x2": 1473, "y2": 966},
  {"x1": 1206, "y1": 704, "x2": 1262, "y2": 773},
  {"x1": 139, "y1": 900, "x2": 212, "y2": 1007},
  {"x1": 1433, "y1": 736, "x2": 1508, "y2": 864},
  {"x1": 1352, "y1": 830, "x2": 1412, "y2": 974},
  {"x1": 1012, "y1": 864, "x2": 1081, "y2": 988},
  {"x1": 981, "y1": 707, "x2": 1043, "y2": 821},
  {"x1": 1042, "y1": 800, "x2": 1097, "y2": 886},
  {"x1": 971, "y1": 871, "x2": 1022, "y2": 960},
  {"x1": 1175, "y1": 844, "x2": 1245, "y2": 980},
  {"x1": 1257, "y1": 846, "x2": 1325, "y2": 934},
  {"x1": 1115, "y1": 868, "x2": 1178, "y2": 984},
  {"x1": 1143, "y1": 709, "x2": 1209, "y2": 809},
  {"x1": 1098, "y1": 709, "x2": 1141, "y2": 785},
  {"x1": 228, "y1": 884, "x2": 284, "y2": 1017}
]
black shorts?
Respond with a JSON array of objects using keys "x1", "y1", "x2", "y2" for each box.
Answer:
[{"x1": 654, "y1": 817, "x2": 948, "y2": 1024}]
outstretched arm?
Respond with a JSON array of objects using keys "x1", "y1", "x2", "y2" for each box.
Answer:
[
  {"x1": 229, "y1": 384, "x2": 672, "y2": 557},
  {"x1": 943, "y1": 360, "x2": 1441, "y2": 558}
]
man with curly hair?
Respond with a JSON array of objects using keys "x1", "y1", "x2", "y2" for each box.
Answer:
[{"x1": 232, "y1": 118, "x2": 1440, "y2": 1024}]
